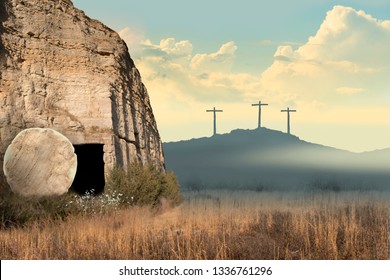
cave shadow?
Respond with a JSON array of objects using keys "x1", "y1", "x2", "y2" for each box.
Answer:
[{"x1": 70, "y1": 144, "x2": 105, "y2": 195}]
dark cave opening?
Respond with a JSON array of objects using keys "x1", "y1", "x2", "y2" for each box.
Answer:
[{"x1": 70, "y1": 144, "x2": 105, "y2": 195}]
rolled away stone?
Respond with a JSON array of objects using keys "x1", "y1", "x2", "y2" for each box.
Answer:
[{"x1": 3, "y1": 128, "x2": 77, "y2": 196}]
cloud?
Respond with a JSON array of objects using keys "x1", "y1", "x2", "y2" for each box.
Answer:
[
  {"x1": 296, "y1": 6, "x2": 390, "y2": 66},
  {"x1": 118, "y1": 27, "x2": 144, "y2": 52},
  {"x1": 273, "y1": 45, "x2": 295, "y2": 62},
  {"x1": 190, "y1": 41, "x2": 237, "y2": 73},
  {"x1": 144, "y1": 38, "x2": 193, "y2": 59},
  {"x1": 130, "y1": 38, "x2": 252, "y2": 103},
  {"x1": 259, "y1": 5, "x2": 390, "y2": 106},
  {"x1": 140, "y1": 38, "x2": 193, "y2": 67}
]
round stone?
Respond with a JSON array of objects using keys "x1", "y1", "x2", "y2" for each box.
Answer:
[{"x1": 3, "y1": 128, "x2": 77, "y2": 196}]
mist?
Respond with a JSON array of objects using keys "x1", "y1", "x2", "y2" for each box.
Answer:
[{"x1": 163, "y1": 128, "x2": 390, "y2": 191}]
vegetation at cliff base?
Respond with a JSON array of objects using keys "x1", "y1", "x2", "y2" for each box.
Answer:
[
  {"x1": 105, "y1": 163, "x2": 182, "y2": 207},
  {"x1": 0, "y1": 163, "x2": 182, "y2": 228}
]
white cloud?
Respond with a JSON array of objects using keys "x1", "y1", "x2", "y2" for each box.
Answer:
[
  {"x1": 190, "y1": 41, "x2": 237, "y2": 73},
  {"x1": 274, "y1": 45, "x2": 296, "y2": 61},
  {"x1": 259, "y1": 5, "x2": 390, "y2": 106},
  {"x1": 140, "y1": 38, "x2": 193, "y2": 67},
  {"x1": 159, "y1": 38, "x2": 193, "y2": 55},
  {"x1": 146, "y1": 38, "x2": 193, "y2": 61},
  {"x1": 296, "y1": 5, "x2": 390, "y2": 66}
]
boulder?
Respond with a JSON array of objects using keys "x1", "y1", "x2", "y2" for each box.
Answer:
[{"x1": 3, "y1": 128, "x2": 77, "y2": 196}]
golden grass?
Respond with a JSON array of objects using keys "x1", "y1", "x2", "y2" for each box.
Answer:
[{"x1": 0, "y1": 190, "x2": 389, "y2": 260}]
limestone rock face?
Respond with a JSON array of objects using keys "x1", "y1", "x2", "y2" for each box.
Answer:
[
  {"x1": 0, "y1": 0, "x2": 165, "y2": 190},
  {"x1": 3, "y1": 128, "x2": 77, "y2": 196}
]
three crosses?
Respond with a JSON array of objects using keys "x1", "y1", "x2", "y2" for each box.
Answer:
[{"x1": 206, "y1": 102, "x2": 296, "y2": 136}]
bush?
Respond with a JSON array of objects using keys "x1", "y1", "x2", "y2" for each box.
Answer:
[
  {"x1": 0, "y1": 187, "x2": 76, "y2": 228},
  {"x1": 105, "y1": 163, "x2": 182, "y2": 207},
  {"x1": 0, "y1": 163, "x2": 182, "y2": 228}
]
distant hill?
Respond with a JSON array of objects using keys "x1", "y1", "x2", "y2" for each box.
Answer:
[{"x1": 163, "y1": 128, "x2": 390, "y2": 191}]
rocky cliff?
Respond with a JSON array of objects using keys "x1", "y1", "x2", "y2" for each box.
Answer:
[{"x1": 0, "y1": 0, "x2": 165, "y2": 190}]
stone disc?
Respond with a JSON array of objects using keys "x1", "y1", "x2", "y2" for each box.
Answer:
[{"x1": 3, "y1": 128, "x2": 77, "y2": 196}]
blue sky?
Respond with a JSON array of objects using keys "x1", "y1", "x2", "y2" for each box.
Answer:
[
  {"x1": 73, "y1": 1, "x2": 390, "y2": 152},
  {"x1": 73, "y1": 0, "x2": 390, "y2": 72}
]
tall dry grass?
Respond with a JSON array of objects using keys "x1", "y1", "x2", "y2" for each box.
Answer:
[{"x1": 0, "y1": 190, "x2": 389, "y2": 259}]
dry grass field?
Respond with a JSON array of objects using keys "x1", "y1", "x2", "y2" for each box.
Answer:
[{"x1": 0, "y1": 190, "x2": 389, "y2": 260}]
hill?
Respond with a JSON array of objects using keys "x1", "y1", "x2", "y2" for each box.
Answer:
[{"x1": 163, "y1": 128, "x2": 390, "y2": 191}]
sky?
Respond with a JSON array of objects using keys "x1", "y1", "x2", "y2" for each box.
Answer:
[{"x1": 73, "y1": 0, "x2": 390, "y2": 152}]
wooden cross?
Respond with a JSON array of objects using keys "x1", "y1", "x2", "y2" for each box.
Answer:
[
  {"x1": 252, "y1": 101, "x2": 268, "y2": 129},
  {"x1": 206, "y1": 107, "x2": 223, "y2": 136},
  {"x1": 281, "y1": 107, "x2": 296, "y2": 134}
]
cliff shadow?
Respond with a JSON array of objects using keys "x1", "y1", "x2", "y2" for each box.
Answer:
[
  {"x1": 0, "y1": 1, "x2": 10, "y2": 191},
  {"x1": 0, "y1": 0, "x2": 10, "y2": 64}
]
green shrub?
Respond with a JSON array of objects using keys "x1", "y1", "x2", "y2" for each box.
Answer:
[
  {"x1": 160, "y1": 171, "x2": 182, "y2": 204},
  {"x1": 105, "y1": 163, "x2": 182, "y2": 206}
]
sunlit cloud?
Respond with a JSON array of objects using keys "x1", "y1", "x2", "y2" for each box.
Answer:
[
  {"x1": 190, "y1": 41, "x2": 237, "y2": 73},
  {"x1": 118, "y1": 27, "x2": 144, "y2": 52},
  {"x1": 260, "y1": 5, "x2": 390, "y2": 105}
]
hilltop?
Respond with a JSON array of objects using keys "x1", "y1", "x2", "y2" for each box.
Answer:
[{"x1": 163, "y1": 128, "x2": 390, "y2": 191}]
